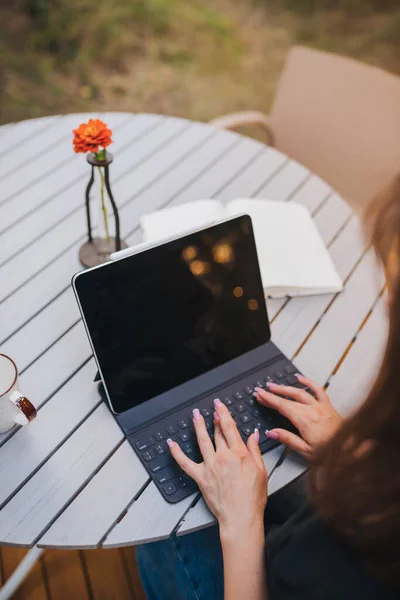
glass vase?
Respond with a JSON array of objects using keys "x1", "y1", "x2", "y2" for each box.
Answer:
[{"x1": 78, "y1": 151, "x2": 128, "y2": 268}]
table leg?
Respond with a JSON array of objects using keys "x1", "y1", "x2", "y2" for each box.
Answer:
[{"x1": 0, "y1": 546, "x2": 43, "y2": 600}]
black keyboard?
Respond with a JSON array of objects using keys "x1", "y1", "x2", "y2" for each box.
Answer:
[{"x1": 128, "y1": 359, "x2": 304, "y2": 503}]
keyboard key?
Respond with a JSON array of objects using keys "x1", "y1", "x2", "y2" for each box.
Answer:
[
  {"x1": 205, "y1": 418, "x2": 212, "y2": 430},
  {"x1": 135, "y1": 437, "x2": 155, "y2": 451},
  {"x1": 264, "y1": 375, "x2": 274, "y2": 383},
  {"x1": 164, "y1": 482, "x2": 177, "y2": 496},
  {"x1": 142, "y1": 449, "x2": 155, "y2": 462},
  {"x1": 236, "y1": 403, "x2": 245, "y2": 412},
  {"x1": 284, "y1": 364, "x2": 296, "y2": 374},
  {"x1": 254, "y1": 380, "x2": 264, "y2": 388},
  {"x1": 252, "y1": 408, "x2": 261, "y2": 417},
  {"x1": 286, "y1": 375, "x2": 298, "y2": 385},
  {"x1": 239, "y1": 430, "x2": 248, "y2": 442},
  {"x1": 155, "y1": 443, "x2": 167, "y2": 455},
  {"x1": 258, "y1": 429, "x2": 268, "y2": 443},
  {"x1": 182, "y1": 442, "x2": 194, "y2": 455},
  {"x1": 150, "y1": 455, "x2": 170, "y2": 472},
  {"x1": 223, "y1": 396, "x2": 233, "y2": 406},
  {"x1": 244, "y1": 386, "x2": 253, "y2": 395},
  {"x1": 255, "y1": 420, "x2": 264, "y2": 430},
  {"x1": 156, "y1": 467, "x2": 176, "y2": 484},
  {"x1": 154, "y1": 431, "x2": 165, "y2": 441},
  {"x1": 245, "y1": 396, "x2": 255, "y2": 407},
  {"x1": 241, "y1": 413, "x2": 251, "y2": 424},
  {"x1": 178, "y1": 475, "x2": 194, "y2": 489},
  {"x1": 274, "y1": 370, "x2": 285, "y2": 379},
  {"x1": 242, "y1": 425, "x2": 253, "y2": 436},
  {"x1": 201, "y1": 407, "x2": 212, "y2": 417},
  {"x1": 166, "y1": 424, "x2": 177, "y2": 435},
  {"x1": 228, "y1": 408, "x2": 236, "y2": 418},
  {"x1": 178, "y1": 419, "x2": 189, "y2": 429},
  {"x1": 234, "y1": 391, "x2": 244, "y2": 400},
  {"x1": 179, "y1": 432, "x2": 190, "y2": 442}
]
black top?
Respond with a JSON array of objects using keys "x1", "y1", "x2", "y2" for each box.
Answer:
[{"x1": 266, "y1": 501, "x2": 396, "y2": 600}]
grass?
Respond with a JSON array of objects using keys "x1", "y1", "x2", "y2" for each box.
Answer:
[{"x1": 0, "y1": 0, "x2": 399, "y2": 125}]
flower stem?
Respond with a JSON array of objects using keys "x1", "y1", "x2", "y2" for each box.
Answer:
[{"x1": 98, "y1": 166, "x2": 110, "y2": 244}]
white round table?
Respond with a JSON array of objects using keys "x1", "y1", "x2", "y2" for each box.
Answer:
[{"x1": 0, "y1": 112, "x2": 386, "y2": 559}]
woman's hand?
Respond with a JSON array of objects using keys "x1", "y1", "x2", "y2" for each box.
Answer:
[
  {"x1": 168, "y1": 398, "x2": 268, "y2": 539},
  {"x1": 254, "y1": 374, "x2": 343, "y2": 460}
]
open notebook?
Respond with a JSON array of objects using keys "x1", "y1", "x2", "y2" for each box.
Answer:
[{"x1": 140, "y1": 199, "x2": 343, "y2": 299}]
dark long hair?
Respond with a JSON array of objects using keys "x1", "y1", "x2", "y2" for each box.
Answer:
[{"x1": 310, "y1": 176, "x2": 400, "y2": 591}]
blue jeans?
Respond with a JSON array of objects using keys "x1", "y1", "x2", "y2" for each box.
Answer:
[
  {"x1": 136, "y1": 476, "x2": 307, "y2": 600},
  {"x1": 136, "y1": 525, "x2": 224, "y2": 600}
]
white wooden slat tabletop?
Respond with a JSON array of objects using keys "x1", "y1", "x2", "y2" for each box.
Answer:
[
  {"x1": 0, "y1": 116, "x2": 62, "y2": 156},
  {"x1": 0, "y1": 323, "x2": 92, "y2": 449},
  {"x1": 327, "y1": 293, "x2": 387, "y2": 416},
  {"x1": 0, "y1": 113, "x2": 385, "y2": 549},
  {"x1": 256, "y1": 159, "x2": 310, "y2": 201},
  {"x1": 295, "y1": 248, "x2": 384, "y2": 386},
  {"x1": 103, "y1": 484, "x2": 197, "y2": 548},
  {"x1": 0, "y1": 404, "x2": 123, "y2": 546},
  {"x1": 217, "y1": 147, "x2": 288, "y2": 202},
  {"x1": 0, "y1": 360, "x2": 99, "y2": 506},
  {"x1": 0, "y1": 123, "x2": 15, "y2": 141},
  {"x1": 39, "y1": 441, "x2": 149, "y2": 549}
]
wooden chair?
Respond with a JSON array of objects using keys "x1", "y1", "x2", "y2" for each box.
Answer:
[{"x1": 210, "y1": 46, "x2": 400, "y2": 213}]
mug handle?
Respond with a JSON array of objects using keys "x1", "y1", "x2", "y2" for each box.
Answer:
[{"x1": 9, "y1": 391, "x2": 37, "y2": 426}]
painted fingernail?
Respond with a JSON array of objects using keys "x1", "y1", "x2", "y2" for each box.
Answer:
[
  {"x1": 265, "y1": 430, "x2": 279, "y2": 439},
  {"x1": 266, "y1": 381, "x2": 279, "y2": 389},
  {"x1": 254, "y1": 387, "x2": 262, "y2": 393},
  {"x1": 213, "y1": 398, "x2": 222, "y2": 408},
  {"x1": 166, "y1": 438, "x2": 174, "y2": 448},
  {"x1": 213, "y1": 411, "x2": 219, "y2": 422},
  {"x1": 254, "y1": 428, "x2": 260, "y2": 443},
  {"x1": 193, "y1": 408, "x2": 201, "y2": 421},
  {"x1": 295, "y1": 373, "x2": 302, "y2": 378}
]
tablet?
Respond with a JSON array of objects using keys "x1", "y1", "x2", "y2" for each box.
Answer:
[{"x1": 72, "y1": 215, "x2": 270, "y2": 414}]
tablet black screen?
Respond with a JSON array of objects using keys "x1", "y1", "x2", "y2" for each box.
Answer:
[{"x1": 74, "y1": 216, "x2": 271, "y2": 413}]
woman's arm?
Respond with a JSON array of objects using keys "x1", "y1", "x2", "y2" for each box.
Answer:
[
  {"x1": 168, "y1": 378, "x2": 342, "y2": 599},
  {"x1": 221, "y1": 521, "x2": 268, "y2": 600},
  {"x1": 168, "y1": 399, "x2": 269, "y2": 600}
]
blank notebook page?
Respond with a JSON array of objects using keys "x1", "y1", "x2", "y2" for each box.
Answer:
[
  {"x1": 141, "y1": 200, "x2": 223, "y2": 243},
  {"x1": 225, "y1": 199, "x2": 342, "y2": 295}
]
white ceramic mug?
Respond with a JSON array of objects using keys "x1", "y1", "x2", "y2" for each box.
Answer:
[{"x1": 0, "y1": 354, "x2": 36, "y2": 433}]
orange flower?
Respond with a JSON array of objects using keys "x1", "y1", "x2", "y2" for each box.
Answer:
[{"x1": 72, "y1": 119, "x2": 113, "y2": 154}]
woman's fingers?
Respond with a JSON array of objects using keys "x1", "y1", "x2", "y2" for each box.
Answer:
[
  {"x1": 213, "y1": 413, "x2": 228, "y2": 451},
  {"x1": 167, "y1": 439, "x2": 202, "y2": 482},
  {"x1": 266, "y1": 428, "x2": 312, "y2": 458},
  {"x1": 265, "y1": 382, "x2": 316, "y2": 405},
  {"x1": 247, "y1": 429, "x2": 265, "y2": 470},
  {"x1": 192, "y1": 409, "x2": 214, "y2": 461},
  {"x1": 254, "y1": 388, "x2": 300, "y2": 425},
  {"x1": 213, "y1": 398, "x2": 244, "y2": 448},
  {"x1": 295, "y1": 374, "x2": 330, "y2": 404}
]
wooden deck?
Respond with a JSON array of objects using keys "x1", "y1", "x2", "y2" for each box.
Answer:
[{"x1": 0, "y1": 546, "x2": 146, "y2": 600}]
